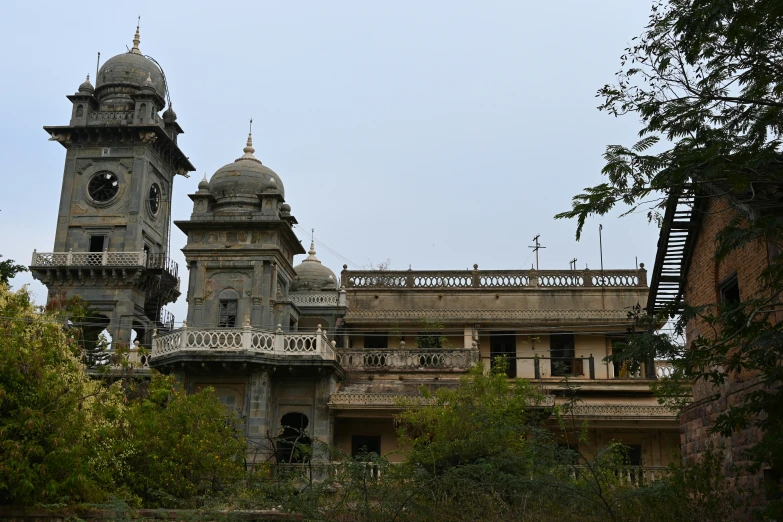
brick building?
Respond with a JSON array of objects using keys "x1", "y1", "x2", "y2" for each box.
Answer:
[{"x1": 647, "y1": 191, "x2": 779, "y2": 499}]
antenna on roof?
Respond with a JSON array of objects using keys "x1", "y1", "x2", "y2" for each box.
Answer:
[
  {"x1": 570, "y1": 258, "x2": 577, "y2": 270},
  {"x1": 528, "y1": 234, "x2": 545, "y2": 270}
]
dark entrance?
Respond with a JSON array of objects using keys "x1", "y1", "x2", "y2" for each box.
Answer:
[
  {"x1": 352, "y1": 435, "x2": 382, "y2": 458},
  {"x1": 490, "y1": 332, "x2": 517, "y2": 378},
  {"x1": 277, "y1": 412, "x2": 311, "y2": 464},
  {"x1": 550, "y1": 333, "x2": 575, "y2": 376}
]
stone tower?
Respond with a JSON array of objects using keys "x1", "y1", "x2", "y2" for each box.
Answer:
[
  {"x1": 176, "y1": 131, "x2": 305, "y2": 329},
  {"x1": 30, "y1": 27, "x2": 195, "y2": 347},
  {"x1": 152, "y1": 131, "x2": 343, "y2": 462}
]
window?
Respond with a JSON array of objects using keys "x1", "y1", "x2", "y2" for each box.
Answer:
[
  {"x1": 417, "y1": 331, "x2": 445, "y2": 348},
  {"x1": 218, "y1": 300, "x2": 238, "y2": 327},
  {"x1": 352, "y1": 435, "x2": 381, "y2": 458},
  {"x1": 719, "y1": 273, "x2": 740, "y2": 305},
  {"x1": 550, "y1": 333, "x2": 575, "y2": 376},
  {"x1": 364, "y1": 333, "x2": 388, "y2": 349},
  {"x1": 625, "y1": 444, "x2": 642, "y2": 466},
  {"x1": 89, "y1": 235, "x2": 107, "y2": 253}
]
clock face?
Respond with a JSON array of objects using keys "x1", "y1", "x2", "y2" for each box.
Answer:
[
  {"x1": 88, "y1": 171, "x2": 119, "y2": 202},
  {"x1": 149, "y1": 184, "x2": 161, "y2": 215}
]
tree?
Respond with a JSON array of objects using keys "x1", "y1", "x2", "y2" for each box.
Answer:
[
  {"x1": 0, "y1": 283, "x2": 247, "y2": 509},
  {"x1": 555, "y1": 0, "x2": 783, "y2": 515},
  {"x1": 0, "y1": 283, "x2": 124, "y2": 505},
  {"x1": 0, "y1": 255, "x2": 26, "y2": 285}
]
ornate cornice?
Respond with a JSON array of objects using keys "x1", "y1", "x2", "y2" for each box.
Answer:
[{"x1": 344, "y1": 309, "x2": 632, "y2": 322}]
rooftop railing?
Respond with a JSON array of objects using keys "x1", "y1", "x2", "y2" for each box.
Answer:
[
  {"x1": 289, "y1": 290, "x2": 346, "y2": 307},
  {"x1": 342, "y1": 265, "x2": 647, "y2": 290},
  {"x1": 151, "y1": 323, "x2": 336, "y2": 361}
]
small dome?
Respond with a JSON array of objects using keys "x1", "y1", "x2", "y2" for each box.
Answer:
[
  {"x1": 293, "y1": 241, "x2": 337, "y2": 291},
  {"x1": 78, "y1": 74, "x2": 94, "y2": 93},
  {"x1": 208, "y1": 133, "x2": 285, "y2": 208},
  {"x1": 141, "y1": 72, "x2": 156, "y2": 91},
  {"x1": 197, "y1": 174, "x2": 210, "y2": 191},
  {"x1": 95, "y1": 27, "x2": 165, "y2": 101},
  {"x1": 162, "y1": 105, "x2": 177, "y2": 122}
]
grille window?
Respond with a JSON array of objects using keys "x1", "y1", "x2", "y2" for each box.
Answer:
[{"x1": 218, "y1": 300, "x2": 238, "y2": 327}]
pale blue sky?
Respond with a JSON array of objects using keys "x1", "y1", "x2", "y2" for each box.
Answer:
[{"x1": 1, "y1": 0, "x2": 658, "y2": 324}]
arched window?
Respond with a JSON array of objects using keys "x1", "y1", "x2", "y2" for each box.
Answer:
[
  {"x1": 217, "y1": 288, "x2": 239, "y2": 327},
  {"x1": 277, "y1": 412, "x2": 311, "y2": 464},
  {"x1": 138, "y1": 103, "x2": 147, "y2": 122},
  {"x1": 75, "y1": 104, "x2": 84, "y2": 117}
]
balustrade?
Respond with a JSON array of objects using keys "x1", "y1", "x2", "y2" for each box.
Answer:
[
  {"x1": 31, "y1": 250, "x2": 178, "y2": 279},
  {"x1": 338, "y1": 349, "x2": 477, "y2": 370},
  {"x1": 342, "y1": 267, "x2": 647, "y2": 289},
  {"x1": 290, "y1": 292, "x2": 339, "y2": 306},
  {"x1": 151, "y1": 324, "x2": 336, "y2": 361}
]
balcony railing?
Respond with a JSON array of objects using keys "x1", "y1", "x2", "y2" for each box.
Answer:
[
  {"x1": 151, "y1": 324, "x2": 336, "y2": 361},
  {"x1": 31, "y1": 250, "x2": 178, "y2": 280},
  {"x1": 342, "y1": 266, "x2": 647, "y2": 290},
  {"x1": 337, "y1": 349, "x2": 479, "y2": 371},
  {"x1": 290, "y1": 290, "x2": 346, "y2": 307}
]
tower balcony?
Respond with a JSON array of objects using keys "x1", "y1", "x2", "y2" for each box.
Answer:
[
  {"x1": 150, "y1": 323, "x2": 340, "y2": 374},
  {"x1": 30, "y1": 249, "x2": 180, "y2": 302}
]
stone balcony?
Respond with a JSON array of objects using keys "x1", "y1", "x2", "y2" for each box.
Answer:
[
  {"x1": 150, "y1": 323, "x2": 340, "y2": 373},
  {"x1": 30, "y1": 249, "x2": 180, "y2": 302}
]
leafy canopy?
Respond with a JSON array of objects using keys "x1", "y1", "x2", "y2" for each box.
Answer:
[{"x1": 555, "y1": 0, "x2": 783, "y2": 513}]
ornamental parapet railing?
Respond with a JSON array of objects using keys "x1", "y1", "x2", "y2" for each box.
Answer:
[
  {"x1": 342, "y1": 265, "x2": 647, "y2": 290},
  {"x1": 151, "y1": 323, "x2": 336, "y2": 361},
  {"x1": 567, "y1": 404, "x2": 675, "y2": 418},
  {"x1": 290, "y1": 290, "x2": 346, "y2": 307},
  {"x1": 329, "y1": 392, "x2": 556, "y2": 408},
  {"x1": 31, "y1": 250, "x2": 178, "y2": 279},
  {"x1": 336, "y1": 348, "x2": 479, "y2": 371}
]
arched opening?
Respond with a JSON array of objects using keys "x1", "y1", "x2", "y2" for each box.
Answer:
[
  {"x1": 218, "y1": 288, "x2": 239, "y2": 327},
  {"x1": 75, "y1": 104, "x2": 84, "y2": 117},
  {"x1": 276, "y1": 412, "x2": 311, "y2": 464},
  {"x1": 138, "y1": 103, "x2": 147, "y2": 122}
]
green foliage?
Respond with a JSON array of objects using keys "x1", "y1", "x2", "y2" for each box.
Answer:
[
  {"x1": 0, "y1": 283, "x2": 123, "y2": 505},
  {"x1": 111, "y1": 375, "x2": 247, "y2": 508},
  {"x1": 0, "y1": 255, "x2": 27, "y2": 285},
  {"x1": 0, "y1": 284, "x2": 246, "y2": 508},
  {"x1": 555, "y1": 0, "x2": 783, "y2": 513}
]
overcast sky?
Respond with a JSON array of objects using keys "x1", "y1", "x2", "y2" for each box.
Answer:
[{"x1": 1, "y1": 0, "x2": 659, "y2": 324}]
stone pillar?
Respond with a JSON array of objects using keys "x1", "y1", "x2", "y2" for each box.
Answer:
[
  {"x1": 107, "y1": 300, "x2": 134, "y2": 348},
  {"x1": 246, "y1": 370, "x2": 272, "y2": 463},
  {"x1": 312, "y1": 375, "x2": 336, "y2": 463}
]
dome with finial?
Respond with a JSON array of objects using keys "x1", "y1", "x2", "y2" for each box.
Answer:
[
  {"x1": 197, "y1": 174, "x2": 210, "y2": 191},
  {"x1": 162, "y1": 104, "x2": 177, "y2": 122},
  {"x1": 95, "y1": 23, "x2": 165, "y2": 102},
  {"x1": 78, "y1": 74, "x2": 94, "y2": 93},
  {"x1": 208, "y1": 130, "x2": 285, "y2": 208},
  {"x1": 293, "y1": 240, "x2": 337, "y2": 291}
]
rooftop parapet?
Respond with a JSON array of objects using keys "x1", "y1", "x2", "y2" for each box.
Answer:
[{"x1": 341, "y1": 265, "x2": 647, "y2": 290}]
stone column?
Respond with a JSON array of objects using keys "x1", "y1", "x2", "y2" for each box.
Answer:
[
  {"x1": 312, "y1": 375, "x2": 336, "y2": 463},
  {"x1": 246, "y1": 370, "x2": 272, "y2": 463}
]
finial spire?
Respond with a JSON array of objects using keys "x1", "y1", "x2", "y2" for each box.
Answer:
[
  {"x1": 238, "y1": 120, "x2": 260, "y2": 162},
  {"x1": 309, "y1": 229, "x2": 316, "y2": 255},
  {"x1": 131, "y1": 16, "x2": 141, "y2": 54},
  {"x1": 86, "y1": 73, "x2": 90, "y2": 82}
]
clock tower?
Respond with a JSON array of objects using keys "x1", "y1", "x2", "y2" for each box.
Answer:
[{"x1": 30, "y1": 26, "x2": 195, "y2": 348}]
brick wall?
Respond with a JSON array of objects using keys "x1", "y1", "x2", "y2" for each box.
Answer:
[{"x1": 682, "y1": 196, "x2": 771, "y2": 498}]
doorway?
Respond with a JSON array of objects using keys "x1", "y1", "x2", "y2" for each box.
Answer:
[{"x1": 490, "y1": 332, "x2": 517, "y2": 378}]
